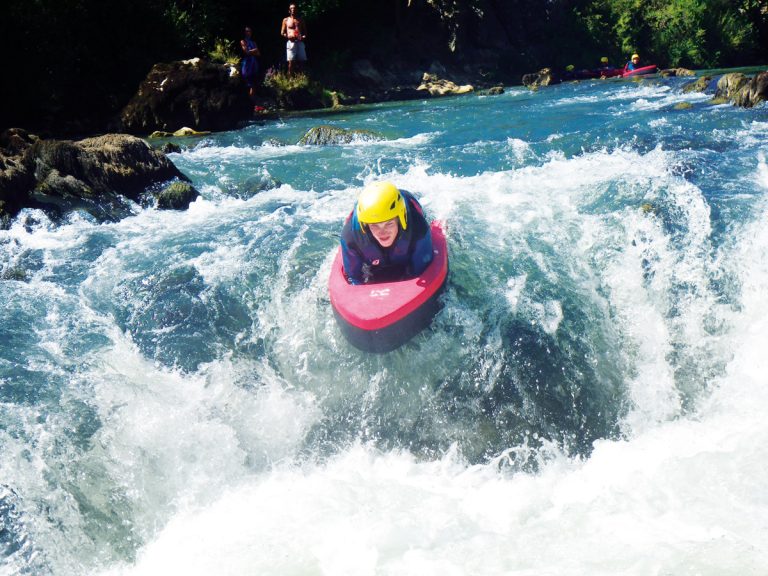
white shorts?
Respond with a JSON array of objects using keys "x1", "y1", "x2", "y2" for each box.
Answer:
[{"x1": 286, "y1": 40, "x2": 307, "y2": 62}]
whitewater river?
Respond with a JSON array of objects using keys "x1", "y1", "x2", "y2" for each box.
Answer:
[{"x1": 2, "y1": 71, "x2": 768, "y2": 575}]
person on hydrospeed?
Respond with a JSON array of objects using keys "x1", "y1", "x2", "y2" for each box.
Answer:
[
  {"x1": 625, "y1": 53, "x2": 641, "y2": 72},
  {"x1": 340, "y1": 181, "x2": 433, "y2": 285}
]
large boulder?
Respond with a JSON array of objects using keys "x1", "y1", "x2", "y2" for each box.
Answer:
[
  {"x1": 714, "y1": 73, "x2": 750, "y2": 101},
  {"x1": 731, "y1": 70, "x2": 768, "y2": 108},
  {"x1": 118, "y1": 58, "x2": 252, "y2": 134},
  {"x1": 0, "y1": 129, "x2": 195, "y2": 223}
]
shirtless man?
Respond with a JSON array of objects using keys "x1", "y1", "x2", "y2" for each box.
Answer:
[{"x1": 280, "y1": 3, "x2": 307, "y2": 75}]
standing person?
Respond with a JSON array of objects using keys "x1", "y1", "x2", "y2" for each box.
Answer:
[
  {"x1": 280, "y1": 3, "x2": 307, "y2": 76},
  {"x1": 240, "y1": 26, "x2": 260, "y2": 101},
  {"x1": 340, "y1": 181, "x2": 433, "y2": 285}
]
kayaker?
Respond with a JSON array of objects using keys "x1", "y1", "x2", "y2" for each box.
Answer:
[
  {"x1": 625, "y1": 53, "x2": 641, "y2": 72},
  {"x1": 340, "y1": 181, "x2": 433, "y2": 285}
]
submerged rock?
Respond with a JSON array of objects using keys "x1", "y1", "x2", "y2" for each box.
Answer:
[
  {"x1": 298, "y1": 125, "x2": 382, "y2": 146},
  {"x1": 239, "y1": 173, "x2": 282, "y2": 198}
]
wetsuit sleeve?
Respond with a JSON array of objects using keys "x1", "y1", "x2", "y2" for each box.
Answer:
[
  {"x1": 340, "y1": 235, "x2": 365, "y2": 285},
  {"x1": 408, "y1": 227, "x2": 433, "y2": 277}
]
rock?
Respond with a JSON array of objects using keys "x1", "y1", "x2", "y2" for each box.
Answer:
[
  {"x1": 160, "y1": 142, "x2": 182, "y2": 154},
  {"x1": 149, "y1": 127, "x2": 212, "y2": 138},
  {"x1": 0, "y1": 130, "x2": 191, "y2": 221},
  {"x1": 731, "y1": 70, "x2": 768, "y2": 108},
  {"x1": 478, "y1": 86, "x2": 505, "y2": 96},
  {"x1": 0, "y1": 129, "x2": 38, "y2": 220},
  {"x1": 715, "y1": 73, "x2": 750, "y2": 101},
  {"x1": 682, "y1": 76, "x2": 712, "y2": 93},
  {"x1": 522, "y1": 68, "x2": 560, "y2": 88},
  {"x1": 660, "y1": 68, "x2": 695, "y2": 77},
  {"x1": 298, "y1": 125, "x2": 382, "y2": 146},
  {"x1": 417, "y1": 73, "x2": 473, "y2": 96},
  {"x1": 119, "y1": 59, "x2": 252, "y2": 134},
  {"x1": 673, "y1": 102, "x2": 693, "y2": 110},
  {"x1": 236, "y1": 173, "x2": 282, "y2": 199},
  {"x1": 154, "y1": 181, "x2": 199, "y2": 210}
]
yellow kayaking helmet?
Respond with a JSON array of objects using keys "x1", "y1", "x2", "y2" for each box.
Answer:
[
  {"x1": 632, "y1": 53, "x2": 640, "y2": 60},
  {"x1": 356, "y1": 181, "x2": 407, "y2": 230}
]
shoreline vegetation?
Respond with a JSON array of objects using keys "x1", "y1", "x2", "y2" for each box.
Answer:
[{"x1": 3, "y1": 0, "x2": 767, "y2": 137}]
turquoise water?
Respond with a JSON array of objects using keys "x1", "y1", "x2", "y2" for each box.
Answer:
[{"x1": 2, "y1": 74, "x2": 768, "y2": 575}]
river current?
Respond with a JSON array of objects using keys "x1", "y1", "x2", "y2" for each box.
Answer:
[{"x1": 2, "y1": 71, "x2": 768, "y2": 575}]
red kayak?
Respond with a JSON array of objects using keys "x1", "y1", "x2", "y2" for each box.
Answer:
[
  {"x1": 622, "y1": 64, "x2": 657, "y2": 78},
  {"x1": 329, "y1": 221, "x2": 448, "y2": 352}
]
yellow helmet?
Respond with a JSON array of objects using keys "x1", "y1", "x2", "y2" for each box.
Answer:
[
  {"x1": 632, "y1": 53, "x2": 640, "y2": 60},
  {"x1": 356, "y1": 181, "x2": 407, "y2": 230},
  {"x1": 600, "y1": 56, "x2": 609, "y2": 63}
]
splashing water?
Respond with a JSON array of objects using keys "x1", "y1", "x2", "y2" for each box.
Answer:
[{"x1": 2, "y1": 74, "x2": 768, "y2": 575}]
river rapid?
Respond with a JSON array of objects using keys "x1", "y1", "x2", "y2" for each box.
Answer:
[{"x1": 2, "y1": 71, "x2": 768, "y2": 575}]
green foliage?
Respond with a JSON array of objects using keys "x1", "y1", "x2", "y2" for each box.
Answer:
[
  {"x1": 209, "y1": 38, "x2": 241, "y2": 65},
  {"x1": 578, "y1": 0, "x2": 759, "y2": 68},
  {"x1": 298, "y1": 0, "x2": 342, "y2": 19},
  {"x1": 264, "y1": 69, "x2": 312, "y2": 92}
]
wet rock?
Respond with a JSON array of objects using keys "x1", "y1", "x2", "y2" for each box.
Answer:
[
  {"x1": 682, "y1": 76, "x2": 712, "y2": 93},
  {"x1": 238, "y1": 173, "x2": 281, "y2": 198},
  {"x1": 660, "y1": 68, "x2": 695, "y2": 77},
  {"x1": 522, "y1": 68, "x2": 560, "y2": 88},
  {"x1": 0, "y1": 130, "x2": 191, "y2": 221},
  {"x1": 715, "y1": 73, "x2": 750, "y2": 101},
  {"x1": 478, "y1": 86, "x2": 505, "y2": 96},
  {"x1": 159, "y1": 142, "x2": 182, "y2": 154},
  {"x1": 298, "y1": 125, "x2": 382, "y2": 146},
  {"x1": 673, "y1": 102, "x2": 693, "y2": 110},
  {"x1": 154, "y1": 180, "x2": 199, "y2": 210},
  {"x1": 731, "y1": 70, "x2": 768, "y2": 108}
]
